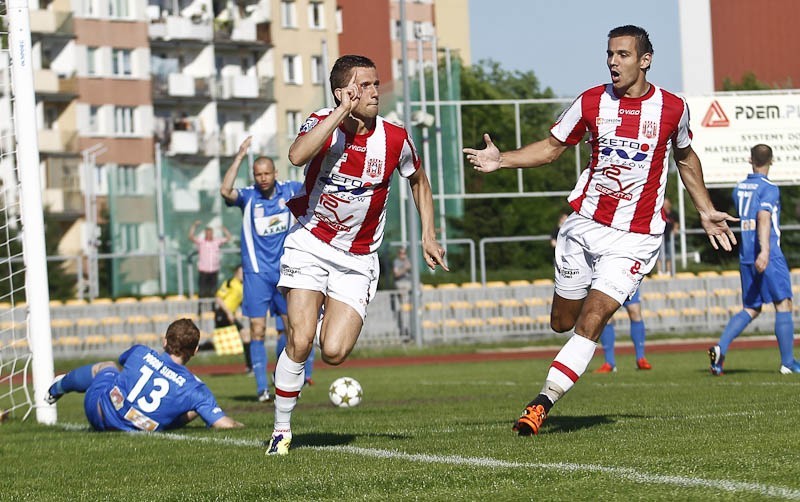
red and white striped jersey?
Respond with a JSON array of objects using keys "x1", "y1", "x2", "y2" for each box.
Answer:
[
  {"x1": 287, "y1": 108, "x2": 420, "y2": 254},
  {"x1": 552, "y1": 84, "x2": 691, "y2": 235}
]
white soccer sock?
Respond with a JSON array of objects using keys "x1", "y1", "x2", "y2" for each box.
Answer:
[
  {"x1": 541, "y1": 333, "x2": 597, "y2": 404},
  {"x1": 273, "y1": 350, "x2": 305, "y2": 430}
]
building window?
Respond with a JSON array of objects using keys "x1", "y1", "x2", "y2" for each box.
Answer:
[
  {"x1": 112, "y1": 49, "x2": 132, "y2": 77},
  {"x1": 283, "y1": 55, "x2": 302, "y2": 85},
  {"x1": 83, "y1": 0, "x2": 98, "y2": 17},
  {"x1": 310, "y1": 55, "x2": 323, "y2": 85},
  {"x1": 280, "y1": 0, "x2": 296, "y2": 28},
  {"x1": 117, "y1": 165, "x2": 138, "y2": 195},
  {"x1": 335, "y1": 7, "x2": 342, "y2": 34},
  {"x1": 308, "y1": 1, "x2": 324, "y2": 29},
  {"x1": 89, "y1": 105, "x2": 100, "y2": 133},
  {"x1": 109, "y1": 0, "x2": 129, "y2": 18},
  {"x1": 286, "y1": 110, "x2": 302, "y2": 137},
  {"x1": 119, "y1": 223, "x2": 139, "y2": 251},
  {"x1": 114, "y1": 106, "x2": 134, "y2": 135},
  {"x1": 87, "y1": 46, "x2": 98, "y2": 76},
  {"x1": 391, "y1": 20, "x2": 401, "y2": 40}
]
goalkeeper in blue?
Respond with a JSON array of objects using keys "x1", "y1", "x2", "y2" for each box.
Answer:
[
  {"x1": 45, "y1": 318, "x2": 243, "y2": 431},
  {"x1": 709, "y1": 144, "x2": 799, "y2": 375}
]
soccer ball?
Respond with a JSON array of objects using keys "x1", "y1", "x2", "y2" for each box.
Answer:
[{"x1": 328, "y1": 377, "x2": 363, "y2": 408}]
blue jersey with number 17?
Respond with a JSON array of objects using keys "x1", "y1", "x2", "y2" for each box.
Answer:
[
  {"x1": 733, "y1": 173, "x2": 783, "y2": 265},
  {"x1": 98, "y1": 345, "x2": 225, "y2": 432}
]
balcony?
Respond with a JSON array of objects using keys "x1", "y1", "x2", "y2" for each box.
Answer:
[
  {"x1": 148, "y1": 15, "x2": 213, "y2": 42},
  {"x1": 214, "y1": 75, "x2": 274, "y2": 102},
  {"x1": 34, "y1": 70, "x2": 78, "y2": 98},
  {"x1": 152, "y1": 74, "x2": 212, "y2": 101},
  {"x1": 39, "y1": 128, "x2": 79, "y2": 153},
  {"x1": 168, "y1": 130, "x2": 199, "y2": 155},
  {"x1": 29, "y1": 10, "x2": 74, "y2": 36}
]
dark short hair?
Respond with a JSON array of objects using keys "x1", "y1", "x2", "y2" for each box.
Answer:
[
  {"x1": 608, "y1": 25, "x2": 654, "y2": 64},
  {"x1": 164, "y1": 318, "x2": 200, "y2": 361},
  {"x1": 751, "y1": 144, "x2": 773, "y2": 167},
  {"x1": 330, "y1": 55, "x2": 376, "y2": 105},
  {"x1": 253, "y1": 156, "x2": 275, "y2": 170}
]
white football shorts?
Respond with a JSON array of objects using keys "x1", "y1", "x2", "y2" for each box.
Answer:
[
  {"x1": 278, "y1": 225, "x2": 379, "y2": 320},
  {"x1": 553, "y1": 213, "x2": 661, "y2": 305}
]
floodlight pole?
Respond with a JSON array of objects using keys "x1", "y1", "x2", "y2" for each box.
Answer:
[{"x1": 399, "y1": 0, "x2": 423, "y2": 346}]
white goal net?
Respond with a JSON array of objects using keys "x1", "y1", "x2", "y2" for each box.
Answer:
[{"x1": 0, "y1": 0, "x2": 55, "y2": 424}]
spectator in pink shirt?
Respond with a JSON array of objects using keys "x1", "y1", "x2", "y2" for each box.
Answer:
[{"x1": 188, "y1": 220, "x2": 232, "y2": 298}]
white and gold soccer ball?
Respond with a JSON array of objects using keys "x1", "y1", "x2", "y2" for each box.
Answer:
[{"x1": 328, "y1": 377, "x2": 363, "y2": 408}]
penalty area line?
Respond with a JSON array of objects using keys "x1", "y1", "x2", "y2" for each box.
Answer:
[{"x1": 59, "y1": 423, "x2": 800, "y2": 499}]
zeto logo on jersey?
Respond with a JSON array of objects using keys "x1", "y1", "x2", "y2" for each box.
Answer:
[
  {"x1": 598, "y1": 137, "x2": 650, "y2": 162},
  {"x1": 321, "y1": 172, "x2": 373, "y2": 195}
]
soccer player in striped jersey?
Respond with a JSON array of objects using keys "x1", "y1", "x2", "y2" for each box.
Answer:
[
  {"x1": 268, "y1": 55, "x2": 447, "y2": 455},
  {"x1": 709, "y1": 144, "x2": 799, "y2": 375},
  {"x1": 465, "y1": 25, "x2": 737, "y2": 436}
]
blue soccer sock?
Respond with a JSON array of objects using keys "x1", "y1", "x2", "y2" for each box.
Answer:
[
  {"x1": 630, "y1": 320, "x2": 646, "y2": 360},
  {"x1": 276, "y1": 334, "x2": 286, "y2": 361},
  {"x1": 600, "y1": 324, "x2": 616, "y2": 367},
  {"x1": 305, "y1": 346, "x2": 315, "y2": 381},
  {"x1": 718, "y1": 310, "x2": 753, "y2": 354},
  {"x1": 775, "y1": 311, "x2": 795, "y2": 367},
  {"x1": 59, "y1": 363, "x2": 95, "y2": 394},
  {"x1": 250, "y1": 339, "x2": 269, "y2": 394}
]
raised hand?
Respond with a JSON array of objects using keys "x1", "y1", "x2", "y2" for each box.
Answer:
[
  {"x1": 339, "y1": 70, "x2": 361, "y2": 114},
  {"x1": 237, "y1": 136, "x2": 253, "y2": 158},
  {"x1": 463, "y1": 133, "x2": 501, "y2": 173}
]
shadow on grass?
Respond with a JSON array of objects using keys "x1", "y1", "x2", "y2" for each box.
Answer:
[
  {"x1": 542, "y1": 414, "x2": 645, "y2": 434},
  {"x1": 293, "y1": 432, "x2": 357, "y2": 448}
]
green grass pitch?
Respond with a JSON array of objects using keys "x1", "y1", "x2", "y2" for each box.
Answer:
[{"x1": 2, "y1": 347, "x2": 800, "y2": 500}]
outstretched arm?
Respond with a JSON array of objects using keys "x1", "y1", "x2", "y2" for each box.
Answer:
[
  {"x1": 221, "y1": 226, "x2": 232, "y2": 243},
  {"x1": 408, "y1": 169, "x2": 448, "y2": 271},
  {"x1": 188, "y1": 220, "x2": 200, "y2": 241},
  {"x1": 221, "y1": 136, "x2": 252, "y2": 204},
  {"x1": 674, "y1": 145, "x2": 738, "y2": 251},
  {"x1": 463, "y1": 134, "x2": 569, "y2": 173}
]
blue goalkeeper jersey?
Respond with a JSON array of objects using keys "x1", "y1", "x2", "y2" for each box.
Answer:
[
  {"x1": 733, "y1": 173, "x2": 783, "y2": 265},
  {"x1": 228, "y1": 181, "x2": 303, "y2": 278},
  {"x1": 97, "y1": 345, "x2": 225, "y2": 432}
]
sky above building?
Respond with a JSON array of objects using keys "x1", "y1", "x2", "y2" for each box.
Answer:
[{"x1": 469, "y1": 0, "x2": 683, "y2": 97}]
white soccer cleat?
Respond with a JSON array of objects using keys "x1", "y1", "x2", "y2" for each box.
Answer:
[
  {"x1": 779, "y1": 361, "x2": 800, "y2": 374},
  {"x1": 45, "y1": 374, "x2": 66, "y2": 405},
  {"x1": 266, "y1": 430, "x2": 292, "y2": 455}
]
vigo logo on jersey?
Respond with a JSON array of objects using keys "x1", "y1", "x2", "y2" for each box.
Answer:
[
  {"x1": 314, "y1": 192, "x2": 354, "y2": 232},
  {"x1": 596, "y1": 165, "x2": 634, "y2": 201},
  {"x1": 255, "y1": 210, "x2": 290, "y2": 236}
]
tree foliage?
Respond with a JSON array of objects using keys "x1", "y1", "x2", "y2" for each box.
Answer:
[{"x1": 452, "y1": 60, "x2": 578, "y2": 279}]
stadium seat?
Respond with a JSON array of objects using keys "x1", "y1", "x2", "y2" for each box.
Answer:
[
  {"x1": 109, "y1": 333, "x2": 133, "y2": 348},
  {"x1": 485, "y1": 281, "x2": 507, "y2": 288},
  {"x1": 76, "y1": 318, "x2": 101, "y2": 335},
  {"x1": 532, "y1": 278, "x2": 554, "y2": 286},
  {"x1": 697, "y1": 271, "x2": 720, "y2": 278},
  {"x1": 134, "y1": 333, "x2": 160, "y2": 347},
  {"x1": 459, "y1": 282, "x2": 482, "y2": 289},
  {"x1": 720, "y1": 270, "x2": 740, "y2": 277},
  {"x1": 508, "y1": 280, "x2": 531, "y2": 287},
  {"x1": 462, "y1": 317, "x2": 485, "y2": 328},
  {"x1": 436, "y1": 283, "x2": 459, "y2": 290}
]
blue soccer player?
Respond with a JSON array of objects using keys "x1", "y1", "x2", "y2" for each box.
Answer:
[
  {"x1": 594, "y1": 288, "x2": 652, "y2": 372},
  {"x1": 274, "y1": 315, "x2": 315, "y2": 386},
  {"x1": 709, "y1": 144, "x2": 799, "y2": 375},
  {"x1": 45, "y1": 318, "x2": 243, "y2": 431},
  {"x1": 221, "y1": 136, "x2": 302, "y2": 402}
]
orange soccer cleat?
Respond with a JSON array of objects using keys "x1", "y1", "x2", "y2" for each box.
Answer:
[
  {"x1": 594, "y1": 362, "x2": 617, "y2": 373},
  {"x1": 636, "y1": 357, "x2": 652, "y2": 370},
  {"x1": 512, "y1": 404, "x2": 547, "y2": 436}
]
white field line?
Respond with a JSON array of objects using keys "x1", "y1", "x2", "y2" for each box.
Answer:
[{"x1": 59, "y1": 422, "x2": 800, "y2": 499}]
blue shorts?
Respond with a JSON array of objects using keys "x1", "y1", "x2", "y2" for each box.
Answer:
[
  {"x1": 623, "y1": 288, "x2": 641, "y2": 306},
  {"x1": 243, "y1": 272, "x2": 287, "y2": 319},
  {"x1": 740, "y1": 255, "x2": 793, "y2": 310},
  {"x1": 84, "y1": 367, "x2": 119, "y2": 431}
]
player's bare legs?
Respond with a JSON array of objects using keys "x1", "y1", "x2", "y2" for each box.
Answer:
[
  {"x1": 317, "y1": 298, "x2": 363, "y2": 365},
  {"x1": 269, "y1": 288, "x2": 323, "y2": 454},
  {"x1": 515, "y1": 289, "x2": 620, "y2": 436}
]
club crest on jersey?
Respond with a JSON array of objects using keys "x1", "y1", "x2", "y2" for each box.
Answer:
[
  {"x1": 641, "y1": 120, "x2": 658, "y2": 139},
  {"x1": 366, "y1": 158, "x2": 384, "y2": 178}
]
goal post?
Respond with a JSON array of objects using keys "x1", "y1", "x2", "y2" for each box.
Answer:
[{"x1": 0, "y1": 0, "x2": 55, "y2": 424}]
